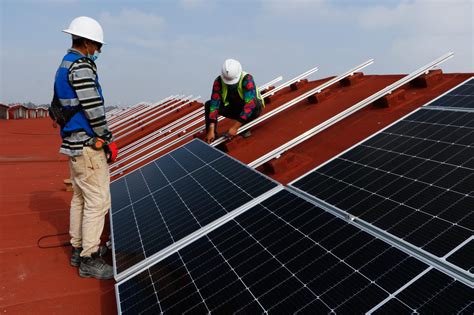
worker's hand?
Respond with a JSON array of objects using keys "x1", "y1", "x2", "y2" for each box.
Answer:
[
  {"x1": 227, "y1": 121, "x2": 242, "y2": 138},
  {"x1": 104, "y1": 141, "x2": 118, "y2": 163},
  {"x1": 206, "y1": 131, "x2": 215, "y2": 143},
  {"x1": 206, "y1": 124, "x2": 216, "y2": 143}
]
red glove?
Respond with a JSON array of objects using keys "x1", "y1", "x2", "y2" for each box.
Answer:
[{"x1": 104, "y1": 141, "x2": 118, "y2": 163}]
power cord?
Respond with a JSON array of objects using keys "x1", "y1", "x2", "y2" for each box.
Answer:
[{"x1": 37, "y1": 232, "x2": 71, "y2": 249}]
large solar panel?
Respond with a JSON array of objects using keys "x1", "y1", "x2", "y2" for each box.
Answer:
[
  {"x1": 110, "y1": 139, "x2": 279, "y2": 279},
  {"x1": 115, "y1": 189, "x2": 443, "y2": 314},
  {"x1": 426, "y1": 77, "x2": 474, "y2": 110},
  {"x1": 291, "y1": 107, "x2": 473, "y2": 274}
]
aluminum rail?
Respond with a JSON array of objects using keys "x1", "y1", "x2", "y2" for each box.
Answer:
[
  {"x1": 211, "y1": 59, "x2": 374, "y2": 148},
  {"x1": 110, "y1": 97, "x2": 181, "y2": 131},
  {"x1": 109, "y1": 95, "x2": 176, "y2": 129},
  {"x1": 261, "y1": 66, "x2": 319, "y2": 98},
  {"x1": 114, "y1": 95, "x2": 192, "y2": 138},
  {"x1": 107, "y1": 102, "x2": 150, "y2": 124},
  {"x1": 248, "y1": 52, "x2": 454, "y2": 168},
  {"x1": 110, "y1": 66, "x2": 326, "y2": 176},
  {"x1": 115, "y1": 96, "x2": 201, "y2": 141},
  {"x1": 117, "y1": 76, "x2": 283, "y2": 155},
  {"x1": 259, "y1": 76, "x2": 283, "y2": 91},
  {"x1": 110, "y1": 116, "x2": 224, "y2": 175},
  {"x1": 106, "y1": 108, "x2": 122, "y2": 118},
  {"x1": 118, "y1": 106, "x2": 203, "y2": 155}
]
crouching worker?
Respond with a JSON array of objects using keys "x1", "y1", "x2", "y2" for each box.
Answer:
[
  {"x1": 51, "y1": 16, "x2": 118, "y2": 280},
  {"x1": 205, "y1": 59, "x2": 265, "y2": 143}
]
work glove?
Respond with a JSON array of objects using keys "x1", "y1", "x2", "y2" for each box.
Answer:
[{"x1": 104, "y1": 141, "x2": 118, "y2": 163}]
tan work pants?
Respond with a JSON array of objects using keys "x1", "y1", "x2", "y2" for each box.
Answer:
[{"x1": 69, "y1": 146, "x2": 111, "y2": 257}]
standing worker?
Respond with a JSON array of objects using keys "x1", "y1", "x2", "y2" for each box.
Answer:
[
  {"x1": 52, "y1": 16, "x2": 117, "y2": 280},
  {"x1": 205, "y1": 59, "x2": 265, "y2": 143}
]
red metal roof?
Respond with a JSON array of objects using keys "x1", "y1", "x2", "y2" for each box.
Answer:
[{"x1": 1, "y1": 70, "x2": 472, "y2": 313}]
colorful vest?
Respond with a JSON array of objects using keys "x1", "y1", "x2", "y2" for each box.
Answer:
[
  {"x1": 220, "y1": 72, "x2": 265, "y2": 107},
  {"x1": 54, "y1": 51, "x2": 102, "y2": 138}
]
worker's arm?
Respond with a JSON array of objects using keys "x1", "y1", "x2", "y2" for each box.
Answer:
[
  {"x1": 208, "y1": 77, "x2": 222, "y2": 127},
  {"x1": 238, "y1": 74, "x2": 258, "y2": 123},
  {"x1": 69, "y1": 58, "x2": 114, "y2": 143},
  {"x1": 206, "y1": 78, "x2": 222, "y2": 143}
]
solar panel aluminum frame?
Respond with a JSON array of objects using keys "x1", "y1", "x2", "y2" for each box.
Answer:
[
  {"x1": 422, "y1": 76, "x2": 474, "y2": 112},
  {"x1": 287, "y1": 106, "x2": 473, "y2": 287},
  {"x1": 110, "y1": 139, "x2": 284, "y2": 281}
]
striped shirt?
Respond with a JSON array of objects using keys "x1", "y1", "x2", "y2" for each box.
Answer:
[{"x1": 59, "y1": 49, "x2": 113, "y2": 156}]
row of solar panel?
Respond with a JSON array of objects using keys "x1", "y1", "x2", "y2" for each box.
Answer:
[
  {"x1": 291, "y1": 108, "x2": 473, "y2": 272},
  {"x1": 111, "y1": 78, "x2": 473, "y2": 313},
  {"x1": 116, "y1": 189, "x2": 473, "y2": 314}
]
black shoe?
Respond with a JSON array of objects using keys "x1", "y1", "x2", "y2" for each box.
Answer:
[
  {"x1": 71, "y1": 247, "x2": 82, "y2": 267},
  {"x1": 71, "y1": 246, "x2": 107, "y2": 267},
  {"x1": 79, "y1": 251, "x2": 114, "y2": 280},
  {"x1": 241, "y1": 129, "x2": 252, "y2": 138}
]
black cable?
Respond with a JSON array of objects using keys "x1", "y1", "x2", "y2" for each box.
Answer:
[{"x1": 37, "y1": 232, "x2": 71, "y2": 249}]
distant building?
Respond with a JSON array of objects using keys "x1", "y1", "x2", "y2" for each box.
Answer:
[
  {"x1": 7, "y1": 104, "x2": 28, "y2": 119},
  {"x1": 36, "y1": 108, "x2": 49, "y2": 118},
  {"x1": 0, "y1": 104, "x2": 8, "y2": 119}
]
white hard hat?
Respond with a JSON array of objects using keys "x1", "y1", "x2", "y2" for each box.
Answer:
[
  {"x1": 221, "y1": 59, "x2": 242, "y2": 85},
  {"x1": 63, "y1": 16, "x2": 105, "y2": 44}
]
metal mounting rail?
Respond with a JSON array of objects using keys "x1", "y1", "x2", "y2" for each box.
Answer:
[
  {"x1": 261, "y1": 66, "x2": 319, "y2": 98},
  {"x1": 111, "y1": 96, "x2": 183, "y2": 131},
  {"x1": 117, "y1": 77, "x2": 283, "y2": 155},
  {"x1": 118, "y1": 106, "x2": 204, "y2": 155},
  {"x1": 108, "y1": 105, "x2": 149, "y2": 125},
  {"x1": 212, "y1": 59, "x2": 374, "y2": 148},
  {"x1": 109, "y1": 67, "x2": 328, "y2": 176},
  {"x1": 112, "y1": 96, "x2": 185, "y2": 133},
  {"x1": 109, "y1": 95, "x2": 176, "y2": 129},
  {"x1": 114, "y1": 96, "x2": 192, "y2": 138},
  {"x1": 115, "y1": 96, "x2": 201, "y2": 141},
  {"x1": 248, "y1": 52, "x2": 454, "y2": 168},
  {"x1": 108, "y1": 102, "x2": 150, "y2": 124},
  {"x1": 106, "y1": 108, "x2": 122, "y2": 119},
  {"x1": 259, "y1": 76, "x2": 283, "y2": 91}
]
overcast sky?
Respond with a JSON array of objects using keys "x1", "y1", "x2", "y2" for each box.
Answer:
[{"x1": 1, "y1": 0, "x2": 473, "y2": 106}]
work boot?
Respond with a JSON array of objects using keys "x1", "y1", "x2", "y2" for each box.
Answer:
[
  {"x1": 71, "y1": 246, "x2": 108, "y2": 267},
  {"x1": 70, "y1": 247, "x2": 82, "y2": 267},
  {"x1": 241, "y1": 129, "x2": 252, "y2": 138},
  {"x1": 79, "y1": 251, "x2": 114, "y2": 280}
]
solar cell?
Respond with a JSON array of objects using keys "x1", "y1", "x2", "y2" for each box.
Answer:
[
  {"x1": 291, "y1": 108, "x2": 473, "y2": 271},
  {"x1": 116, "y1": 189, "x2": 432, "y2": 314},
  {"x1": 110, "y1": 139, "x2": 279, "y2": 279},
  {"x1": 427, "y1": 77, "x2": 474, "y2": 110}
]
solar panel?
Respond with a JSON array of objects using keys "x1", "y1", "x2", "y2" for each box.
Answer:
[
  {"x1": 290, "y1": 108, "x2": 473, "y2": 273},
  {"x1": 426, "y1": 77, "x2": 474, "y2": 110},
  {"x1": 371, "y1": 268, "x2": 473, "y2": 314},
  {"x1": 110, "y1": 139, "x2": 279, "y2": 279},
  {"x1": 116, "y1": 189, "x2": 438, "y2": 314}
]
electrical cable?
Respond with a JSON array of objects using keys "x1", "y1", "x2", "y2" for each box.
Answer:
[{"x1": 37, "y1": 232, "x2": 71, "y2": 249}]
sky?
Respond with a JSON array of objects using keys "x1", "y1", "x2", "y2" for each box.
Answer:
[{"x1": 1, "y1": 0, "x2": 473, "y2": 107}]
